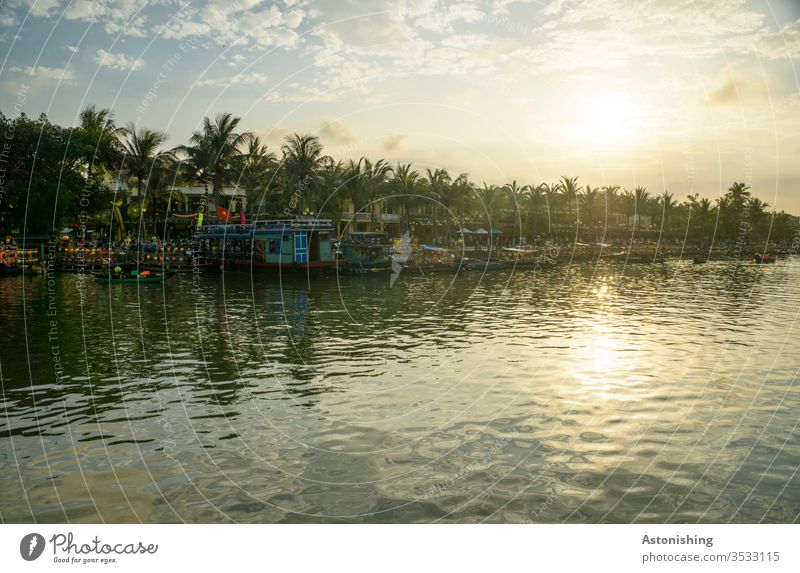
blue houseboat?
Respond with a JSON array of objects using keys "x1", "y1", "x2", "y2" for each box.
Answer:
[{"x1": 194, "y1": 218, "x2": 338, "y2": 272}]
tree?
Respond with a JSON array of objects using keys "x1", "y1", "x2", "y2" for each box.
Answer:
[
  {"x1": 541, "y1": 183, "x2": 562, "y2": 233},
  {"x1": 181, "y1": 112, "x2": 251, "y2": 206},
  {"x1": 603, "y1": 185, "x2": 620, "y2": 225},
  {"x1": 657, "y1": 191, "x2": 678, "y2": 238},
  {"x1": 579, "y1": 186, "x2": 600, "y2": 238},
  {"x1": 280, "y1": 133, "x2": 329, "y2": 215},
  {"x1": 633, "y1": 186, "x2": 650, "y2": 229},
  {"x1": 0, "y1": 112, "x2": 85, "y2": 234},
  {"x1": 390, "y1": 163, "x2": 421, "y2": 231},
  {"x1": 474, "y1": 183, "x2": 504, "y2": 229},
  {"x1": 237, "y1": 133, "x2": 276, "y2": 216},
  {"x1": 119, "y1": 123, "x2": 173, "y2": 235},
  {"x1": 721, "y1": 181, "x2": 751, "y2": 241},
  {"x1": 75, "y1": 105, "x2": 122, "y2": 186},
  {"x1": 362, "y1": 157, "x2": 391, "y2": 227},
  {"x1": 559, "y1": 175, "x2": 581, "y2": 224},
  {"x1": 424, "y1": 168, "x2": 451, "y2": 241},
  {"x1": 523, "y1": 184, "x2": 545, "y2": 237}
]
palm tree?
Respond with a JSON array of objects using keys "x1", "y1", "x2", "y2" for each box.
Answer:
[
  {"x1": 722, "y1": 181, "x2": 751, "y2": 241},
  {"x1": 657, "y1": 190, "x2": 678, "y2": 238},
  {"x1": 559, "y1": 175, "x2": 581, "y2": 224},
  {"x1": 77, "y1": 105, "x2": 122, "y2": 184},
  {"x1": 425, "y1": 168, "x2": 451, "y2": 242},
  {"x1": 503, "y1": 179, "x2": 527, "y2": 237},
  {"x1": 362, "y1": 157, "x2": 391, "y2": 228},
  {"x1": 523, "y1": 184, "x2": 545, "y2": 237},
  {"x1": 119, "y1": 123, "x2": 172, "y2": 233},
  {"x1": 180, "y1": 112, "x2": 251, "y2": 206},
  {"x1": 541, "y1": 182, "x2": 561, "y2": 233},
  {"x1": 390, "y1": 163, "x2": 421, "y2": 230},
  {"x1": 633, "y1": 186, "x2": 650, "y2": 229},
  {"x1": 238, "y1": 133, "x2": 276, "y2": 216},
  {"x1": 439, "y1": 172, "x2": 470, "y2": 238},
  {"x1": 474, "y1": 183, "x2": 504, "y2": 229},
  {"x1": 281, "y1": 133, "x2": 328, "y2": 214},
  {"x1": 315, "y1": 158, "x2": 347, "y2": 225},
  {"x1": 603, "y1": 185, "x2": 620, "y2": 225},
  {"x1": 579, "y1": 186, "x2": 600, "y2": 238}
]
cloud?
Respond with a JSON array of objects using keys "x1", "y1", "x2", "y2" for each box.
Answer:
[
  {"x1": 93, "y1": 48, "x2": 144, "y2": 71},
  {"x1": 66, "y1": 45, "x2": 80, "y2": 54},
  {"x1": 704, "y1": 67, "x2": 765, "y2": 106},
  {"x1": 727, "y1": 22, "x2": 800, "y2": 60},
  {"x1": 383, "y1": 134, "x2": 408, "y2": 152},
  {"x1": 153, "y1": 20, "x2": 211, "y2": 40},
  {"x1": 10, "y1": 0, "x2": 60, "y2": 18},
  {"x1": 8, "y1": 65, "x2": 74, "y2": 81},
  {"x1": 320, "y1": 119, "x2": 357, "y2": 143},
  {"x1": 264, "y1": 85, "x2": 337, "y2": 102},
  {"x1": 196, "y1": 71, "x2": 270, "y2": 87}
]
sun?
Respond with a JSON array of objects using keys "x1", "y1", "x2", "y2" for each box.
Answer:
[{"x1": 567, "y1": 90, "x2": 642, "y2": 148}]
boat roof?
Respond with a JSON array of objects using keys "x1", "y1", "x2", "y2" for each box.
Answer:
[{"x1": 194, "y1": 218, "x2": 333, "y2": 239}]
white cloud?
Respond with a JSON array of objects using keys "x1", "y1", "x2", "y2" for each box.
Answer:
[
  {"x1": 727, "y1": 22, "x2": 800, "y2": 60},
  {"x1": 264, "y1": 85, "x2": 338, "y2": 102},
  {"x1": 196, "y1": 71, "x2": 270, "y2": 87},
  {"x1": 66, "y1": 45, "x2": 80, "y2": 53},
  {"x1": 153, "y1": 20, "x2": 211, "y2": 40},
  {"x1": 8, "y1": 65, "x2": 74, "y2": 81},
  {"x1": 12, "y1": 0, "x2": 60, "y2": 18},
  {"x1": 104, "y1": 15, "x2": 148, "y2": 38},
  {"x1": 93, "y1": 48, "x2": 144, "y2": 71}
]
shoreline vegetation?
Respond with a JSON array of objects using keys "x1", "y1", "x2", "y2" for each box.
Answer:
[{"x1": 1, "y1": 107, "x2": 798, "y2": 249}]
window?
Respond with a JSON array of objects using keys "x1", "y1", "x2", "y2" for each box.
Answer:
[{"x1": 268, "y1": 239, "x2": 280, "y2": 253}]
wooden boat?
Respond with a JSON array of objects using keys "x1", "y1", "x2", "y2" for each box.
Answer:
[
  {"x1": 754, "y1": 253, "x2": 777, "y2": 264},
  {"x1": 339, "y1": 232, "x2": 394, "y2": 273},
  {"x1": 93, "y1": 270, "x2": 175, "y2": 283},
  {"x1": 402, "y1": 261, "x2": 462, "y2": 274},
  {"x1": 140, "y1": 261, "x2": 212, "y2": 273},
  {"x1": 0, "y1": 265, "x2": 22, "y2": 276},
  {"x1": 464, "y1": 259, "x2": 511, "y2": 271},
  {"x1": 692, "y1": 253, "x2": 707, "y2": 264}
]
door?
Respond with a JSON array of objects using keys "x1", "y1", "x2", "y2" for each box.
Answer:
[{"x1": 294, "y1": 232, "x2": 308, "y2": 263}]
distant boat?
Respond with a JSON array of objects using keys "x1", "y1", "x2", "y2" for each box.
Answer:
[
  {"x1": 93, "y1": 269, "x2": 175, "y2": 283},
  {"x1": 754, "y1": 253, "x2": 777, "y2": 264},
  {"x1": 692, "y1": 253, "x2": 707, "y2": 264}
]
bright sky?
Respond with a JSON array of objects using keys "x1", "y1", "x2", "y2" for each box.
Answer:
[{"x1": 1, "y1": 0, "x2": 799, "y2": 210}]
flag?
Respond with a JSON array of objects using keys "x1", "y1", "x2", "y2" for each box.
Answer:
[
  {"x1": 197, "y1": 212, "x2": 203, "y2": 226},
  {"x1": 216, "y1": 205, "x2": 230, "y2": 220},
  {"x1": 240, "y1": 211, "x2": 246, "y2": 225}
]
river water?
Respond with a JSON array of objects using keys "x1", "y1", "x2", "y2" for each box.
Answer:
[{"x1": 1, "y1": 258, "x2": 798, "y2": 523}]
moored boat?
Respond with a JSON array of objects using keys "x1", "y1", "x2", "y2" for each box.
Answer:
[
  {"x1": 754, "y1": 252, "x2": 777, "y2": 264},
  {"x1": 93, "y1": 268, "x2": 175, "y2": 283},
  {"x1": 338, "y1": 232, "x2": 394, "y2": 273},
  {"x1": 194, "y1": 218, "x2": 339, "y2": 273}
]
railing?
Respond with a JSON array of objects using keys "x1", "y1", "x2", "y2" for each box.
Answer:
[{"x1": 340, "y1": 212, "x2": 401, "y2": 223}]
